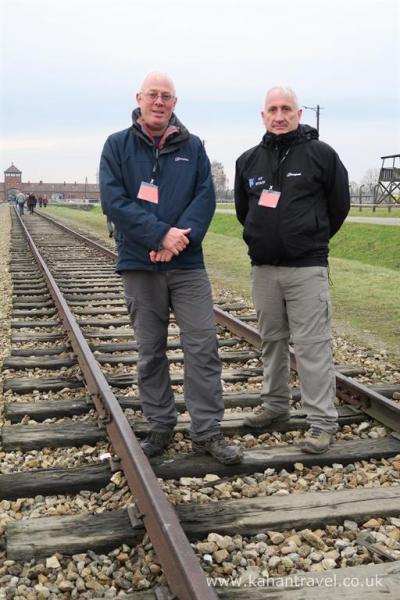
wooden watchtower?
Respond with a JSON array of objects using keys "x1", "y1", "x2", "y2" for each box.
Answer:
[{"x1": 375, "y1": 154, "x2": 400, "y2": 203}]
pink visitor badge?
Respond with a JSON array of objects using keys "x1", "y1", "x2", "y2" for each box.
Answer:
[
  {"x1": 137, "y1": 182, "x2": 159, "y2": 204},
  {"x1": 258, "y1": 189, "x2": 281, "y2": 208}
]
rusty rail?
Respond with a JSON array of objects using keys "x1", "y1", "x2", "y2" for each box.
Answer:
[{"x1": 14, "y1": 209, "x2": 218, "y2": 600}]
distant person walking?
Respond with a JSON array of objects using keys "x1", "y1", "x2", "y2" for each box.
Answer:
[
  {"x1": 43, "y1": 196, "x2": 48, "y2": 208},
  {"x1": 16, "y1": 192, "x2": 26, "y2": 215},
  {"x1": 235, "y1": 86, "x2": 350, "y2": 453},
  {"x1": 38, "y1": 196, "x2": 43, "y2": 208},
  {"x1": 27, "y1": 193, "x2": 37, "y2": 214}
]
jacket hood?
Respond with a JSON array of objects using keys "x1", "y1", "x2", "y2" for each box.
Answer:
[
  {"x1": 262, "y1": 124, "x2": 319, "y2": 148},
  {"x1": 131, "y1": 108, "x2": 190, "y2": 151}
]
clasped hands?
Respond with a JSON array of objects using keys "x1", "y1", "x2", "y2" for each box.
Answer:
[{"x1": 149, "y1": 227, "x2": 191, "y2": 263}]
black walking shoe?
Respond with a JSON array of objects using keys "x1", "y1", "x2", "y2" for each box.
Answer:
[
  {"x1": 140, "y1": 430, "x2": 174, "y2": 457},
  {"x1": 192, "y1": 433, "x2": 243, "y2": 465}
]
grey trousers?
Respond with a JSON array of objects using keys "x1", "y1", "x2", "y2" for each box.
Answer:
[
  {"x1": 121, "y1": 269, "x2": 223, "y2": 440},
  {"x1": 252, "y1": 265, "x2": 338, "y2": 433}
]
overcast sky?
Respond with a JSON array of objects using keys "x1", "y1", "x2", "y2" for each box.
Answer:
[{"x1": 1, "y1": 0, "x2": 399, "y2": 188}]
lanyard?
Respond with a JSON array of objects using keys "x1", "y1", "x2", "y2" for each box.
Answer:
[{"x1": 150, "y1": 147, "x2": 160, "y2": 185}]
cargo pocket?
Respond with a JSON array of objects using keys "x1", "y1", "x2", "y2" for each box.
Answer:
[{"x1": 319, "y1": 291, "x2": 332, "y2": 328}]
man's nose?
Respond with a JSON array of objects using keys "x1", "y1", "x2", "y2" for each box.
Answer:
[{"x1": 154, "y1": 94, "x2": 166, "y2": 105}]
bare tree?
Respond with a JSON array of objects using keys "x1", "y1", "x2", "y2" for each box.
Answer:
[
  {"x1": 349, "y1": 180, "x2": 359, "y2": 196},
  {"x1": 361, "y1": 168, "x2": 380, "y2": 192},
  {"x1": 211, "y1": 161, "x2": 228, "y2": 199}
]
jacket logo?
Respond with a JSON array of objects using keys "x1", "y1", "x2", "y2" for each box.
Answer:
[
  {"x1": 286, "y1": 172, "x2": 302, "y2": 177},
  {"x1": 249, "y1": 177, "x2": 266, "y2": 188},
  {"x1": 175, "y1": 156, "x2": 189, "y2": 162}
]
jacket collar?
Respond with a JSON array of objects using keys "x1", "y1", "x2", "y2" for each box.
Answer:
[
  {"x1": 131, "y1": 108, "x2": 190, "y2": 151},
  {"x1": 262, "y1": 124, "x2": 318, "y2": 149}
]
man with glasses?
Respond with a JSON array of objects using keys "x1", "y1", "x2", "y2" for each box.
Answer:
[
  {"x1": 100, "y1": 72, "x2": 242, "y2": 464},
  {"x1": 235, "y1": 86, "x2": 350, "y2": 453}
]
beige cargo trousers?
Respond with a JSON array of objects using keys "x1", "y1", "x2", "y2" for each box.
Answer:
[{"x1": 252, "y1": 265, "x2": 338, "y2": 433}]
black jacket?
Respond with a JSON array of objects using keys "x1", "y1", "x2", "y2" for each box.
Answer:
[{"x1": 234, "y1": 125, "x2": 350, "y2": 267}]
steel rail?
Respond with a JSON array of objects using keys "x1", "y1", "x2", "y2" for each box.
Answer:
[
  {"x1": 13, "y1": 209, "x2": 218, "y2": 600},
  {"x1": 35, "y1": 211, "x2": 400, "y2": 429}
]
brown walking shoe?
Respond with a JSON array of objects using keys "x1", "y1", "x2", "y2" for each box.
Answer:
[
  {"x1": 243, "y1": 406, "x2": 290, "y2": 428},
  {"x1": 140, "y1": 430, "x2": 174, "y2": 457},
  {"x1": 192, "y1": 433, "x2": 243, "y2": 465},
  {"x1": 301, "y1": 427, "x2": 333, "y2": 454}
]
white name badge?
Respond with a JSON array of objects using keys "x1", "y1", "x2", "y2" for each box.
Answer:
[
  {"x1": 258, "y1": 189, "x2": 281, "y2": 208},
  {"x1": 137, "y1": 181, "x2": 159, "y2": 204}
]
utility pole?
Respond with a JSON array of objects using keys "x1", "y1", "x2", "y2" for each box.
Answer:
[{"x1": 303, "y1": 104, "x2": 323, "y2": 134}]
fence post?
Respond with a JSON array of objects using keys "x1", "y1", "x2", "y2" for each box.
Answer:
[
  {"x1": 372, "y1": 184, "x2": 379, "y2": 212},
  {"x1": 358, "y1": 185, "x2": 365, "y2": 212}
]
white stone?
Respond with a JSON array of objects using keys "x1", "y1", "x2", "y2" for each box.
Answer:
[
  {"x1": 321, "y1": 558, "x2": 337, "y2": 569},
  {"x1": 46, "y1": 556, "x2": 61, "y2": 569},
  {"x1": 204, "y1": 474, "x2": 220, "y2": 482},
  {"x1": 343, "y1": 520, "x2": 358, "y2": 531}
]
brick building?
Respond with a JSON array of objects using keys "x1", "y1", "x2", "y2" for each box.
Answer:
[{"x1": 1, "y1": 164, "x2": 100, "y2": 203}]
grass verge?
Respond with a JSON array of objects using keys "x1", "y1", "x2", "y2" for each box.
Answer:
[
  {"x1": 45, "y1": 205, "x2": 109, "y2": 239},
  {"x1": 216, "y1": 204, "x2": 400, "y2": 218}
]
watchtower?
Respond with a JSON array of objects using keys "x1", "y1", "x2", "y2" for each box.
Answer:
[
  {"x1": 3, "y1": 163, "x2": 22, "y2": 203},
  {"x1": 375, "y1": 154, "x2": 400, "y2": 204}
]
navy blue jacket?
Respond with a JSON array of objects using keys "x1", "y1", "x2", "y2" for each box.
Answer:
[{"x1": 100, "y1": 110, "x2": 215, "y2": 272}]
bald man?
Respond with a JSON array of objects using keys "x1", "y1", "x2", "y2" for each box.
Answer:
[
  {"x1": 235, "y1": 86, "x2": 350, "y2": 453},
  {"x1": 100, "y1": 72, "x2": 242, "y2": 464}
]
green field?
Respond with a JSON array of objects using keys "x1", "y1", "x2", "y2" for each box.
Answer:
[
  {"x1": 210, "y1": 214, "x2": 400, "y2": 271},
  {"x1": 216, "y1": 204, "x2": 400, "y2": 218},
  {"x1": 45, "y1": 205, "x2": 400, "y2": 358}
]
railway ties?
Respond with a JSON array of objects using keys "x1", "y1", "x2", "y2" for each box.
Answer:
[{"x1": 1, "y1": 208, "x2": 400, "y2": 598}]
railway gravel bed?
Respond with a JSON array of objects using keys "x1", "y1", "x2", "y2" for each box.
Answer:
[{"x1": 0, "y1": 207, "x2": 399, "y2": 599}]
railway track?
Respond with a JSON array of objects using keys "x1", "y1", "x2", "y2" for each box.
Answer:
[{"x1": 1, "y1": 206, "x2": 400, "y2": 599}]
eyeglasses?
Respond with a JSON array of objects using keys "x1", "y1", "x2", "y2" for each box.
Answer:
[{"x1": 141, "y1": 91, "x2": 175, "y2": 103}]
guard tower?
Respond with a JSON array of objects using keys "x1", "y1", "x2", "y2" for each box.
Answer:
[
  {"x1": 375, "y1": 154, "x2": 400, "y2": 204},
  {"x1": 3, "y1": 163, "x2": 22, "y2": 203}
]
